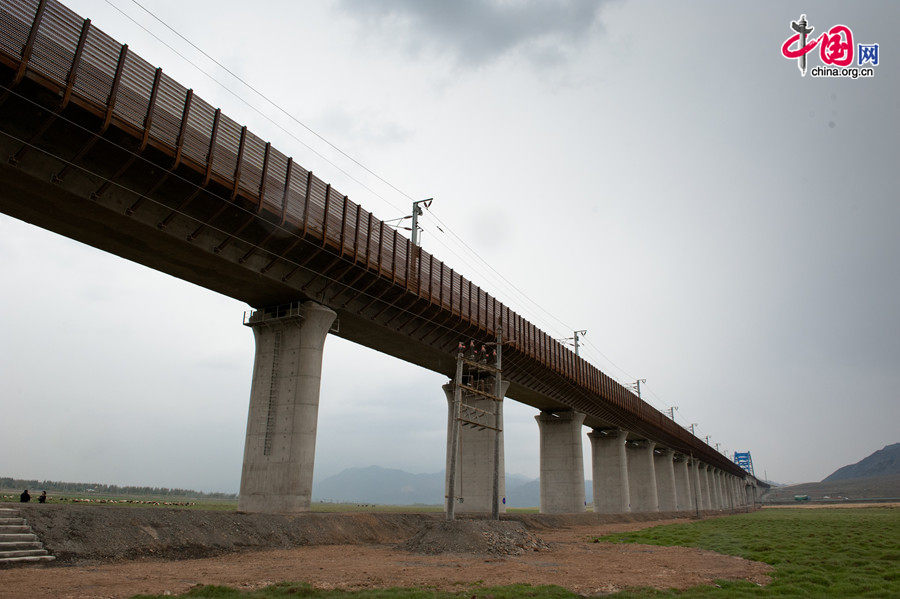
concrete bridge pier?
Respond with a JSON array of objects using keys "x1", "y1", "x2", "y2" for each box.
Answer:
[
  {"x1": 699, "y1": 463, "x2": 712, "y2": 510},
  {"x1": 718, "y1": 470, "x2": 728, "y2": 508},
  {"x1": 688, "y1": 459, "x2": 703, "y2": 512},
  {"x1": 653, "y1": 448, "x2": 677, "y2": 511},
  {"x1": 444, "y1": 381, "x2": 510, "y2": 514},
  {"x1": 626, "y1": 440, "x2": 659, "y2": 512},
  {"x1": 238, "y1": 301, "x2": 337, "y2": 513},
  {"x1": 536, "y1": 410, "x2": 586, "y2": 513},
  {"x1": 724, "y1": 474, "x2": 733, "y2": 509},
  {"x1": 711, "y1": 469, "x2": 723, "y2": 509},
  {"x1": 720, "y1": 471, "x2": 729, "y2": 509},
  {"x1": 588, "y1": 428, "x2": 631, "y2": 513},
  {"x1": 673, "y1": 454, "x2": 692, "y2": 511},
  {"x1": 719, "y1": 470, "x2": 731, "y2": 510}
]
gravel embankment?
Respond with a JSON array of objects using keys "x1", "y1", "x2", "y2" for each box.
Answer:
[{"x1": 5, "y1": 503, "x2": 740, "y2": 564}]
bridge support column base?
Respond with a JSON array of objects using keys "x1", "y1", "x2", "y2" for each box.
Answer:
[
  {"x1": 654, "y1": 448, "x2": 677, "y2": 511},
  {"x1": 238, "y1": 301, "x2": 336, "y2": 514},
  {"x1": 712, "y1": 469, "x2": 724, "y2": 509},
  {"x1": 688, "y1": 459, "x2": 704, "y2": 512},
  {"x1": 699, "y1": 464, "x2": 712, "y2": 510},
  {"x1": 626, "y1": 440, "x2": 659, "y2": 513},
  {"x1": 536, "y1": 410, "x2": 586, "y2": 514},
  {"x1": 444, "y1": 381, "x2": 509, "y2": 514},
  {"x1": 588, "y1": 428, "x2": 630, "y2": 513},
  {"x1": 673, "y1": 455, "x2": 692, "y2": 511}
]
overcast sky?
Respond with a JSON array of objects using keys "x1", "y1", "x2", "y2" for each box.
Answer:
[{"x1": 1, "y1": 1, "x2": 897, "y2": 493}]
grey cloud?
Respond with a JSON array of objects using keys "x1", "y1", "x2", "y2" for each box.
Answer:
[
  {"x1": 315, "y1": 107, "x2": 413, "y2": 146},
  {"x1": 339, "y1": 0, "x2": 607, "y2": 66}
]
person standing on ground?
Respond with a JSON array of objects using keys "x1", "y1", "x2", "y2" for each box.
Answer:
[
  {"x1": 19, "y1": 489, "x2": 30, "y2": 503},
  {"x1": 38, "y1": 491, "x2": 47, "y2": 503}
]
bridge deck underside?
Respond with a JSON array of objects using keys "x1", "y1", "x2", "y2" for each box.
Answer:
[{"x1": 0, "y1": 0, "x2": 744, "y2": 476}]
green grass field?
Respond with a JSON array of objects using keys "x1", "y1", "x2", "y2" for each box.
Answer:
[
  {"x1": 132, "y1": 507, "x2": 899, "y2": 599},
  {"x1": 600, "y1": 507, "x2": 899, "y2": 598}
]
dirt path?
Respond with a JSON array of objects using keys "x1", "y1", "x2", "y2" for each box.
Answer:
[{"x1": 0, "y1": 519, "x2": 770, "y2": 598}]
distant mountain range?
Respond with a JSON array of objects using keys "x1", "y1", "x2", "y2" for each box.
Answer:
[
  {"x1": 312, "y1": 466, "x2": 592, "y2": 508},
  {"x1": 762, "y1": 443, "x2": 900, "y2": 502},
  {"x1": 501, "y1": 477, "x2": 593, "y2": 509},
  {"x1": 761, "y1": 474, "x2": 900, "y2": 502},
  {"x1": 313, "y1": 466, "x2": 444, "y2": 505},
  {"x1": 823, "y1": 443, "x2": 900, "y2": 482}
]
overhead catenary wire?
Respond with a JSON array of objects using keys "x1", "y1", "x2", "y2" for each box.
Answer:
[
  {"x1": 106, "y1": 0, "x2": 587, "y2": 355},
  {"x1": 105, "y1": 0, "x2": 587, "y2": 342},
  {"x1": 423, "y1": 206, "x2": 580, "y2": 335},
  {"x1": 102, "y1": 0, "x2": 407, "y2": 218},
  {"x1": 0, "y1": 96, "x2": 494, "y2": 350},
  {"x1": 5, "y1": 144, "x2": 727, "y2": 470},
  {"x1": 96, "y1": 0, "x2": 706, "y2": 443},
  {"x1": 105, "y1": 0, "x2": 585, "y2": 356},
  {"x1": 125, "y1": 0, "x2": 418, "y2": 206},
  {"x1": 114, "y1": 0, "x2": 661, "y2": 385},
  {"x1": 575, "y1": 338, "x2": 715, "y2": 446},
  {"x1": 0, "y1": 83, "x2": 606, "y2": 401},
  {"x1": 0, "y1": 121, "x2": 693, "y2": 455}
]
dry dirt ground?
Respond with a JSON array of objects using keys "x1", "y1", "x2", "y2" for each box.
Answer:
[{"x1": 0, "y1": 518, "x2": 771, "y2": 599}]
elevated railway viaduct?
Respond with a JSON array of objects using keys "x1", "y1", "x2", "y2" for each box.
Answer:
[{"x1": 0, "y1": 0, "x2": 764, "y2": 515}]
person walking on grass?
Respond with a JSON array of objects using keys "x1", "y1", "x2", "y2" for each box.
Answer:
[{"x1": 19, "y1": 489, "x2": 30, "y2": 503}]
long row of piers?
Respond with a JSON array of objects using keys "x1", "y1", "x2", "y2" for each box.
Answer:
[{"x1": 237, "y1": 302, "x2": 761, "y2": 515}]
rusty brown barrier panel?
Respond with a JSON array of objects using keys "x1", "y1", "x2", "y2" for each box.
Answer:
[{"x1": 0, "y1": 0, "x2": 744, "y2": 474}]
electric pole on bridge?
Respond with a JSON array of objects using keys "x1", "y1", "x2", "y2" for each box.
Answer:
[
  {"x1": 631, "y1": 379, "x2": 646, "y2": 398},
  {"x1": 689, "y1": 423, "x2": 698, "y2": 436},
  {"x1": 573, "y1": 330, "x2": 586, "y2": 356},
  {"x1": 410, "y1": 198, "x2": 433, "y2": 247},
  {"x1": 666, "y1": 406, "x2": 678, "y2": 420},
  {"x1": 559, "y1": 330, "x2": 587, "y2": 356},
  {"x1": 385, "y1": 198, "x2": 433, "y2": 246}
]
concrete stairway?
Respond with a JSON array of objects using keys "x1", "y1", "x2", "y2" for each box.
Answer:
[{"x1": 0, "y1": 508, "x2": 55, "y2": 565}]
